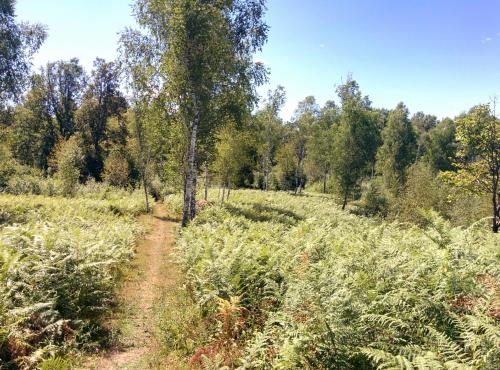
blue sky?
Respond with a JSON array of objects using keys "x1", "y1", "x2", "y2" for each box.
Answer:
[{"x1": 16, "y1": 0, "x2": 500, "y2": 120}]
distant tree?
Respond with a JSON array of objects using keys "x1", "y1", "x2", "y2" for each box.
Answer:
[
  {"x1": 119, "y1": 28, "x2": 164, "y2": 211},
  {"x1": 103, "y1": 150, "x2": 130, "y2": 187},
  {"x1": 331, "y1": 78, "x2": 380, "y2": 209},
  {"x1": 76, "y1": 58, "x2": 127, "y2": 179},
  {"x1": 376, "y1": 102, "x2": 417, "y2": 194},
  {"x1": 0, "y1": 0, "x2": 46, "y2": 105},
  {"x1": 213, "y1": 123, "x2": 252, "y2": 202},
  {"x1": 45, "y1": 58, "x2": 86, "y2": 138},
  {"x1": 256, "y1": 86, "x2": 286, "y2": 191},
  {"x1": 442, "y1": 104, "x2": 499, "y2": 232},
  {"x1": 9, "y1": 75, "x2": 57, "y2": 169},
  {"x1": 306, "y1": 101, "x2": 338, "y2": 192},
  {"x1": 423, "y1": 118, "x2": 457, "y2": 172},
  {"x1": 276, "y1": 139, "x2": 300, "y2": 191},
  {"x1": 290, "y1": 96, "x2": 319, "y2": 194},
  {"x1": 411, "y1": 111, "x2": 437, "y2": 160}
]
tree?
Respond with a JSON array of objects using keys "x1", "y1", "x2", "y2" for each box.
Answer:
[
  {"x1": 132, "y1": 0, "x2": 268, "y2": 227},
  {"x1": 213, "y1": 123, "x2": 252, "y2": 202},
  {"x1": 45, "y1": 58, "x2": 86, "y2": 139},
  {"x1": 0, "y1": 0, "x2": 46, "y2": 106},
  {"x1": 256, "y1": 86, "x2": 286, "y2": 191},
  {"x1": 306, "y1": 100, "x2": 338, "y2": 192},
  {"x1": 76, "y1": 58, "x2": 127, "y2": 179},
  {"x1": 290, "y1": 96, "x2": 318, "y2": 194},
  {"x1": 119, "y1": 28, "x2": 164, "y2": 211},
  {"x1": 103, "y1": 150, "x2": 130, "y2": 187},
  {"x1": 442, "y1": 104, "x2": 499, "y2": 232},
  {"x1": 376, "y1": 102, "x2": 417, "y2": 194},
  {"x1": 331, "y1": 78, "x2": 381, "y2": 209},
  {"x1": 423, "y1": 118, "x2": 457, "y2": 172},
  {"x1": 9, "y1": 74, "x2": 57, "y2": 169},
  {"x1": 411, "y1": 111, "x2": 437, "y2": 161}
]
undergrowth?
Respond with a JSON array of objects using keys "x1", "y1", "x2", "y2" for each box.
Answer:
[
  {"x1": 168, "y1": 189, "x2": 499, "y2": 369},
  {"x1": 0, "y1": 187, "x2": 147, "y2": 369}
]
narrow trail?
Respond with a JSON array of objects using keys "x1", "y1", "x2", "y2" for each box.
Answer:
[{"x1": 84, "y1": 204, "x2": 180, "y2": 370}]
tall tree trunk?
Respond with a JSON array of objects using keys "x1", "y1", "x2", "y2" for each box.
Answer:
[
  {"x1": 264, "y1": 155, "x2": 269, "y2": 191},
  {"x1": 142, "y1": 168, "x2": 149, "y2": 213},
  {"x1": 323, "y1": 172, "x2": 327, "y2": 193},
  {"x1": 493, "y1": 176, "x2": 499, "y2": 233},
  {"x1": 221, "y1": 184, "x2": 226, "y2": 204},
  {"x1": 204, "y1": 161, "x2": 209, "y2": 201},
  {"x1": 190, "y1": 173, "x2": 197, "y2": 221},
  {"x1": 182, "y1": 117, "x2": 199, "y2": 227},
  {"x1": 227, "y1": 183, "x2": 231, "y2": 200}
]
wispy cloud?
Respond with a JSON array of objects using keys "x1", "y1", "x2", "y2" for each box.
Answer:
[
  {"x1": 481, "y1": 36, "x2": 493, "y2": 44},
  {"x1": 319, "y1": 43, "x2": 325, "y2": 48}
]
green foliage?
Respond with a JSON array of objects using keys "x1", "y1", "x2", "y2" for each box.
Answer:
[
  {"x1": 173, "y1": 189, "x2": 499, "y2": 368},
  {"x1": 8, "y1": 75, "x2": 57, "y2": 169},
  {"x1": 103, "y1": 151, "x2": 130, "y2": 187},
  {"x1": 423, "y1": 117, "x2": 457, "y2": 172},
  {"x1": 0, "y1": 0, "x2": 47, "y2": 105},
  {"x1": 0, "y1": 189, "x2": 146, "y2": 368},
  {"x1": 52, "y1": 137, "x2": 84, "y2": 196},
  {"x1": 213, "y1": 123, "x2": 254, "y2": 190},
  {"x1": 354, "y1": 180, "x2": 389, "y2": 218},
  {"x1": 330, "y1": 78, "x2": 382, "y2": 208},
  {"x1": 376, "y1": 102, "x2": 417, "y2": 194},
  {"x1": 0, "y1": 144, "x2": 17, "y2": 189},
  {"x1": 397, "y1": 161, "x2": 451, "y2": 226},
  {"x1": 441, "y1": 104, "x2": 500, "y2": 232}
]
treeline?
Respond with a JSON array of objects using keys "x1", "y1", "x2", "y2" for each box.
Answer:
[
  {"x1": 217, "y1": 80, "x2": 498, "y2": 232},
  {"x1": 1, "y1": 0, "x2": 498, "y2": 231}
]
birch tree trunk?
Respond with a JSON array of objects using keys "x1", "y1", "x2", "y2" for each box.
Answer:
[
  {"x1": 182, "y1": 114, "x2": 199, "y2": 227},
  {"x1": 204, "y1": 161, "x2": 209, "y2": 201},
  {"x1": 190, "y1": 172, "x2": 197, "y2": 221}
]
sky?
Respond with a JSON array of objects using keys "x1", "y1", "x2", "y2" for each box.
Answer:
[{"x1": 16, "y1": 0, "x2": 500, "y2": 120}]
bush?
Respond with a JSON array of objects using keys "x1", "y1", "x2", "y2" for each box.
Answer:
[
  {"x1": 51, "y1": 138, "x2": 84, "y2": 196},
  {"x1": 5, "y1": 174, "x2": 43, "y2": 195},
  {"x1": 103, "y1": 152, "x2": 130, "y2": 187},
  {"x1": 396, "y1": 162, "x2": 451, "y2": 226},
  {"x1": 353, "y1": 180, "x2": 389, "y2": 217},
  {"x1": 0, "y1": 145, "x2": 17, "y2": 189}
]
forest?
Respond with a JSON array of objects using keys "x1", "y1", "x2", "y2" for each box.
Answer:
[{"x1": 0, "y1": 0, "x2": 498, "y2": 369}]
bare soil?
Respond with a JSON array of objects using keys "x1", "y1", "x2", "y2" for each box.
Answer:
[{"x1": 83, "y1": 204, "x2": 180, "y2": 370}]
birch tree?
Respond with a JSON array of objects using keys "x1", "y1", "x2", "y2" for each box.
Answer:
[{"x1": 131, "y1": 0, "x2": 268, "y2": 226}]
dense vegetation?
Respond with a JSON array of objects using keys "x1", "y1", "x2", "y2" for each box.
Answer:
[
  {"x1": 0, "y1": 185, "x2": 146, "y2": 368},
  {"x1": 0, "y1": 0, "x2": 498, "y2": 368},
  {"x1": 169, "y1": 190, "x2": 499, "y2": 369}
]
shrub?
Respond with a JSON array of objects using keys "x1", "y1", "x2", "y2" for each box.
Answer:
[
  {"x1": 353, "y1": 180, "x2": 389, "y2": 217},
  {"x1": 103, "y1": 151, "x2": 130, "y2": 187},
  {"x1": 51, "y1": 138, "x2": 84, "y2": 196},
  {"x1": 0, "y1": 145, "x2": 17, "y2": 189}
]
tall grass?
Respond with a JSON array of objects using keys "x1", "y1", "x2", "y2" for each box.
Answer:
[
  {"x1": 172, "y1": 190, "x2": 499, "y2": 369},
  {"x1": 0, "y1": 187, "x2": 147, "y2": 369}
]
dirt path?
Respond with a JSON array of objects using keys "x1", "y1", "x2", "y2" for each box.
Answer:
[{"x1": 84, "y1": 204, "x2": 180, "y2": 370}]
